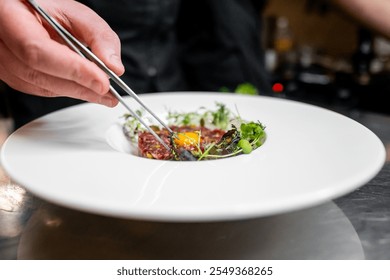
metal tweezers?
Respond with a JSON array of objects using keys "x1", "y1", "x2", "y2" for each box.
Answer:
[{"x1": 26, "y1": 0, "x2": 173, "y2": 151}]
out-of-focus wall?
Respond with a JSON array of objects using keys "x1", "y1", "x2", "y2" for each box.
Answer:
[{"x1": 263, "y1": 0, "x2": 358, "y2": 56}]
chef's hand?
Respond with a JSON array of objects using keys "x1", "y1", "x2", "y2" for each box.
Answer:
[{"x1": 0, "y1": 0, "x2": 124, "y2": 106}]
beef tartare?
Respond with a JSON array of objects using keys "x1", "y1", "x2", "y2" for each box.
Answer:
[
  {"x1": 138, "y1": 126, "x2": 226, "y2": 160},
  {"x1": 123, "y1": 103, "x2": 266, "y2": 161}
]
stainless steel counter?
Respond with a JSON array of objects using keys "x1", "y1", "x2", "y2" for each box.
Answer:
[{"x1": 1, "y1": 107, "x2": 389, "y2": 260}]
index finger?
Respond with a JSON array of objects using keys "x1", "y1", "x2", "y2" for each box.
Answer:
[{"x1": 53, "y1": 1, "x2": 125, "y2": 76}]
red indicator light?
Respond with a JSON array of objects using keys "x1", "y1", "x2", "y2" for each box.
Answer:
[{"x1": 272, "y1": 83, "x2": 284, "y2": 93}]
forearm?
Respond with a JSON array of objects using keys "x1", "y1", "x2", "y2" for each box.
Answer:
[{"x1": 333, "y1": 0, "x2": 390, "y2": 38}]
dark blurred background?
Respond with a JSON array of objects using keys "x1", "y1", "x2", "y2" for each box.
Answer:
[
  {"x1": 263, "y1": 0, "x2": 390, "y2": 114},
  {"x1": 1, "y1": 0, "x2": 390, "y2": 121}
]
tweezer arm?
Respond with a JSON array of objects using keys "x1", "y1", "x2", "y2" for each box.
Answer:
[{"x1": 26, "y1": 0, "x2": 173, "y2": 151}]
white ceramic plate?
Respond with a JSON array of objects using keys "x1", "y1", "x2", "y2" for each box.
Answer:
[{"x1": 1, "y1": 92, "x2": 386, "y2": 221}]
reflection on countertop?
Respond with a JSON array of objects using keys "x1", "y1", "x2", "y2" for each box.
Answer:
[{"x1": 15, "y1": 200, "x2": 363, "y2": 260}]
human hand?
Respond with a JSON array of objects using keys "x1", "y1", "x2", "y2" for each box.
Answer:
[{"x1": 0, "y1": 0, "x2": 124, "y2": 106}]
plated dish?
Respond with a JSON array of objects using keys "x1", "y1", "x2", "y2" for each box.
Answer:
[
  {"x1": 0, "y1": 92, "x2": 386, "y2": 221},
  {"x1": 122, "y1": 102, "x2": 266, "y2": 161}
]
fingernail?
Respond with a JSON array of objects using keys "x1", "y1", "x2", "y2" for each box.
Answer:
[
  {"x1": 100, "y1": 96, "x2": 116, "y2": 107},
  {"x1": 110, "y1": 54, "x2": 124, "y2": 71}
]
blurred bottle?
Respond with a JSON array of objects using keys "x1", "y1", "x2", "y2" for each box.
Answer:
[
  {"x1": 273, "y1": 17, "x2": 297, "y2": 93},
  {"x1": 274, "y1": 17, "x2": 294, "y2": 54},
  {"x1": 352, "y1": 28, "x2": 374, "y2": 85},
  {"x1": 264, "y1": 16, "x2": 294, "y2": 72}
]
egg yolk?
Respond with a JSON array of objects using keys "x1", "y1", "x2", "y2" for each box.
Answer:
[{"x1": 174, "y1": 132, "x2": 200, "y2": 147}]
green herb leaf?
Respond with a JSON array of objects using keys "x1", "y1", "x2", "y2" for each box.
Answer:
[
  {"x1": 211, "y1": 102, "x2": 230, "y2": 130},
  {"x1": 240, "y1": 121, "x2": 266, "y2": 149},
  {"x1": 234, "y1": 83, "x2": 259, "y2": 95}
]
